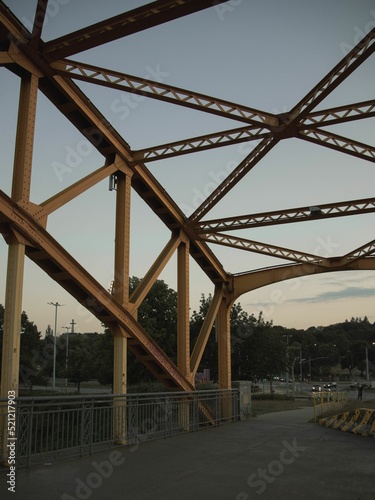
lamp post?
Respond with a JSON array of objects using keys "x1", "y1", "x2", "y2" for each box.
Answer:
[{"x1": 48, "y1": 302, "x2": 63, "y2": 390}]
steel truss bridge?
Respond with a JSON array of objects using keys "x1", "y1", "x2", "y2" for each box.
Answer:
[{"x1": 0, "y1": 0, "x2": 374, "y2": 405}]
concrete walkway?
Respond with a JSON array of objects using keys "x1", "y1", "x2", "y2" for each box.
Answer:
[{"x1": 1, "y1": 406, "x2": 375, "y2": 500}]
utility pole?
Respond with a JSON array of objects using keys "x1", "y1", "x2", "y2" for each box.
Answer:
[
  {"x1": 47, "y1": 302, "x2": 64, "y2": 391},
  {"x1": 62, "y1": 326, "x2": 70, "y2": 387},
  {"x1": 63, "y1": 319, "x2": 76, "y2": 388},
  {"x1": 283, "y1": 335, "x2": 292, "y2": 396}
]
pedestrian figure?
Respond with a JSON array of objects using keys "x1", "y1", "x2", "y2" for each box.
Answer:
[{"x1": 357, "y1": 385, "x2": 363, "y2": 401}]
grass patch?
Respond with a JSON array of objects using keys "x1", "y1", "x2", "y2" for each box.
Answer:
[{"x1": 251, "y1": 397, "x2": 312, "y2": 417}]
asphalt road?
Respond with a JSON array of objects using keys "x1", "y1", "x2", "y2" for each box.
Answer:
[{"x1": 2, "y1": 406, "x2": 374, "y2": 500}]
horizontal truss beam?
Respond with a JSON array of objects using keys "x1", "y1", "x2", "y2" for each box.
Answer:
[
  {"x1": 51, "y1": 59, "x2": 279, "y2": 127},
  {"x1": 196, "y1": 197, "x2": 375, "y2": 232},
  {"x1": 301, "y1": 99, "x2": 375, "y2": 128},
  {"x1": 133, "y1": 126, "x2": 270, "y2": 162},
  {"x1": 200, "y1": 233, "x2": 325, "y2": 266},
  {"x1": 299, "y1": 129, "x2": 375, "y2": 162}
]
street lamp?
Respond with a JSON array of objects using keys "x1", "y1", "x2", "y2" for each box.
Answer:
[{"x1": 47, "y1": 302, "x2": 64, "y2": 390}]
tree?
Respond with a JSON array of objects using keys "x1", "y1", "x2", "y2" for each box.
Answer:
[
  {"x1": 91, "y1": 329, "x2": 114, "y2": 387},
  {"x1": 64, "y1": 334, "x2": 94, "y2": 392},
  {"x1": 19, "y1": 311, "x2": 42, "y2": 390},
  {"x1": 189, "y1": 295, "x2": 270, "y2": 382},
  {"x1": 127, "y1": 277, "x2": 178, "y2": 384},
  {"x1": 238, "y1": 323, "x2": 287, "y2": 389}
]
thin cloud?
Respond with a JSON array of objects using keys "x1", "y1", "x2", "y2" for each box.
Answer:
[{"x1": 292, "y1": 287, "x2": 375, "y2": 304}]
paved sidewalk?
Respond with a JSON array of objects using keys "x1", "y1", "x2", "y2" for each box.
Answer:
[{"x1": 1, "y1": 406, "x2": 375, "y2": 500}]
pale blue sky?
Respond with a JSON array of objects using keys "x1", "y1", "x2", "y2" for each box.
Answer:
[{"x1": 1, "y1": 0, "x2": 375, "y2": 334}]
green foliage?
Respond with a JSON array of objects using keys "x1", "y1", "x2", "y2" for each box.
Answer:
[
  {"x1": 252, "y1": 393, "x2": 294, "y2": 401},
  {"x1": 1, "y1": 294, "x2": 375, "y2": 392},
  {"x1": 127, "y1": 277, "x2": 178, "y2": 384}
]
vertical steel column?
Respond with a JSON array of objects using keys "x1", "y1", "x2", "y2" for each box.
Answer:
[
  {"x1": 177, "y1": 234, "x2": 190, "y2": 379},
  {"x1": 1, "y1": 73, "x2": 38, "y2": 399},
  {"x1": 217, "y1": 298, "x2": 232, "y2": 421},
  {"x1": 177, "y1": 235, "x2": 190, "y2": 430},
  {"x1": 112, "y1": 159, "x2": 132, "y2": 444},
  {"x1": 217, "y1": 298, "x2": 231, "y2": 389},
  {"x1": 112, "y1": 161, "x2": 133, "y2": 395}
]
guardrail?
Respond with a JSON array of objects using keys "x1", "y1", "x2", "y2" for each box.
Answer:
[
  {"x1": 312, "y1": 391, "x2": 348, "y2": 422},
  {"x1": 0, "y1": 389, "x2": 239, "y2": 468}
]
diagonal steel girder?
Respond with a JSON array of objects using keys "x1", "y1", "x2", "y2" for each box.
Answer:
[
  {"x1": 43, "y1": 0, "x2": 229, "y2": 62},
  {"x1": 51, "y1": 59, "x2": 279, "y2": 127},
  {"x1": 0, "y1": 189, "x2": 194, "y2": 391},
  {"x1": 188, "y1": 136, "x2": 277, "y2": 224},
  {"x1": 289, "y1": 27, "x2": 375, "y2": 121},
  {"x1": 196, "y1": 197, "x2": 375, "y2": 233},
  {"x1": 299, "y1": 129, "x2": 375, "y2": 163},
  {"x1": 343, "y1": 239, "x2": 375, "y2": 264},
  {"x1": 0, "y1": 5, "x2": 227, "y2": 284},
  {"x1": 200, "y1": 232, "x2": 326, "y2": 266},
  {"x1": 188, "y1": 28, "x2": 375, "y2": 224}
]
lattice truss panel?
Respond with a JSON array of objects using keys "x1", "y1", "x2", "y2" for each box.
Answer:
[{"x1": 0, "y1": 0, "x2": 374, "y2": 391}]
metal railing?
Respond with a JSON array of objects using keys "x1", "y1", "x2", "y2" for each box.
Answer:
[
  {"x1": 312, "y1": 391, "x2": 348, "y2": 422},
  {"x1": 0, "y1": 389, "x2": 239, "y2": 468}
]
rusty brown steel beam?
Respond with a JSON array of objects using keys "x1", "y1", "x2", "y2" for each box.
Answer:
[
  {"x1": 188, "y1": 136, "x2": 277, "y2": 224},
  {"x1": 184, "y1": 29, "x2": 375, "y2": 225},
  {"x1": 133, "y1": 126, "x2": 270, "y2": 163},
  {"x1": 299, "y1": 129, "x2": 375, "y2": 163},
  {"x1": 0, "y1": 189, "x2": 194, "y2": 392},
  {"x1": 51, "y1": 59, "x2": 279, "y2": 127},
  {"x1": 0, "y1": 5, "x2": 228, "y2": 284},
  {"x1": 30, "y1": 0, "x2": 48, "y2": 47},
  {"x1": 195, "y1": 197, "x2": 375, "y2": 233},
  {"x1": 43, "y1": 0, "x2": 229, "y2": 61},
  {"x1": 190, "y1": 285, "x2": 223, "y2": 376},
  {"x1": 302, "y1": 99, "x2": 375, "y2": 128},
  {"x1": 200, "y1": 232, "x2": 326, "y2": 266},
  {"x1": 289, "y1": 27, "x2": 375, "y2": 121},
  {"x1": 41, "y1": 161, "x2": 118, "y2": 214},
  {"x1": 343, "y1": 239, "x2": 375, "y2": 264},
  {"x1": 129, "y1": 233, "x2": 182, "y2": 312}
]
